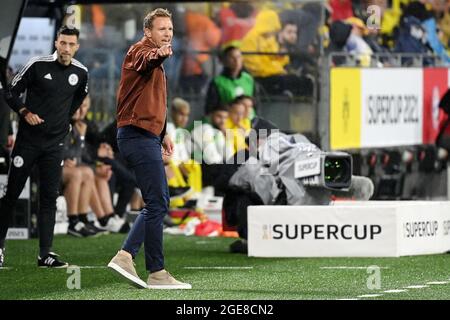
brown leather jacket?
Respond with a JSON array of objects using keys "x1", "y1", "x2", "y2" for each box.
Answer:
[{"x1": 116, "y1": 36, "x2": 168, "y2": 137}]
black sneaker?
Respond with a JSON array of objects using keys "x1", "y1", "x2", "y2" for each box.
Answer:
[
  {"x1": 169, "y1": 187, "x2": 194, "y2": 200},
  {"x1": 180, "y1": 199, "x2": 198, "y2": 209},
  {"x1": 38, "y1": 252, "x2": 69, "y2": 268},
  {"x1": 0, "y1": 248, "x2": 4, "y2": 268},
  {"x1": 67, "y1": 221, "x2": 98, "y2": 237},
  {"x1": 85, "y1": 221, "x2": 110, "y2": 235},
  {"x1": 229, "y1": 239, "x2": 248, "y2": 254},
  {"x1": 119, "y1": 220, "x2": 130, "y2": 233}
]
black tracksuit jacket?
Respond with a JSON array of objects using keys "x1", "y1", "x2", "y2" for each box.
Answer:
[{"x1": 4, "y1": 52, "x2": 88, "y2": 148}]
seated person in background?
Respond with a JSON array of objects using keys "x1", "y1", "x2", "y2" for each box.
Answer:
[
  {"x1": 225, "y1": 97, "x2": 251, "y2": 155},
  {"x1": 162, "y1": 152, "x2": 193, "y2": 208},
  {"x1": 166, "y1": 98, "x2": 193, "y2": 165},
  {"x1": 240, "y1": 9, "x2": 312, "y2": 97},
  {"x1": 277, "y1": 20, "x2": 299, "y2": 62},
  {"x1": 65, "y1": 97, "x2": 129, "y2": 234},
  {"x1": 165, "y1": 98, "x2": 201, "y2": 207},
  {"x1": 192, "y1": 105, "x2": 234, "y2": 188},
  {"x1": 394, "y1": 15, "x2": 433, "y2": 65},
  {"x1": 327, "y1": 20, "x2": 353, "y2": 66},
  {"x1": 62, "y1": 108, "x2": 102, "y2": 237},
  {"x1": 204, "y1": 46, "x2": 255, "y2": 115},
  {"x1": 345, "y1": 17, "x2": 374, "y2": 67},
  {"x1": 92, "y1": 142, "x2": 130, "y2": 233},
  {"x1": 277, "y1": 18, "x2": 317, "y2": 88},
  {"x1": 279, "y1": 3, "x2": 323, "y2": 58},
  {"x1": 238, "y1": 94, "x2": 279, "y2": 135},
  {"x1": 236, "y1": 95, "x2": 256, "y2": 122}
]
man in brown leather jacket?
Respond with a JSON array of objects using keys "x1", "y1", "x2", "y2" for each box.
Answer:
[{"x1": 108, "y1": 8, "x2": 191, "y2": 290}]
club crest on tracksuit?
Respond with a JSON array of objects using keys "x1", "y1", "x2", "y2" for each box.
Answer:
[
  {"x1": 68, "y1": 74, "x2": 79, "y2": 86},
  {"x1": 13, "y1": 156, "x2": 24, "y2": 168}
]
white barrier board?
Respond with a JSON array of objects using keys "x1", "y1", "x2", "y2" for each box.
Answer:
[
  {"x1": 248, "y1": 202, "x2": 450, "y2": 257},
  {"x1": 6, "y1": 228, "x2": 29, "y2": 240},
  {"x1": 0, "y1": 175, "x2": 30, "y2": 199}
]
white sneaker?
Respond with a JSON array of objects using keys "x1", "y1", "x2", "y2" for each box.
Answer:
[
  {"x1": 113, "y1": 215, "x2": 126, "y2": 224},
  {"x1": 104, "y1": 217, "x2": 123, "y2": 233},
  {"x1": 104, "y1": 216, "x2": 130, "y2": 233}
]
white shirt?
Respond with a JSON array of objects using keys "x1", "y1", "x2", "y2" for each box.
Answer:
[
  {"x1": 191, "y1": 122, "x2": 234, "y2": 165},
  {"x1": 166, "y1": 122, "x2": 191, "y2": 164}
]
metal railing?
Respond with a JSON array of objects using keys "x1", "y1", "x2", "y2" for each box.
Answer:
[{"x1": 328, "y1": 52, "x2": 448, "y2": 68}]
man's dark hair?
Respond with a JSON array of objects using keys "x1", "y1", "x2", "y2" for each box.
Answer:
[
  {"x1": 212, "y1": 104, "x2": 229, "y2": 113},
  {"x1": 281, "y1": 20, "x2": 297, "y2": 29},
  {"x1": 57, "y1": 25, "x2": 80, "y2": 39},
  {"x1": 228, "y1": 96, "x2": 246, "y2": 110},
  {"x1": 220, "y1": 45, "x2": 240, "y2": 62},
  {"x1": 235, "y1": 95, "x2": 254, "y2": 105}
]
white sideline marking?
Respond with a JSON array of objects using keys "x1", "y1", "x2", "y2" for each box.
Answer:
[
  {"x1": 0, "y1": 267, "x2": 12, "y2": 270},
  {"x1": 426, "y1": 281, "x2": 449, "y2": 285},
  {"x1": 195, "y1": 241, "x2": 210, "y2": 244},
  {"x1": 184, "y1": 266, "x2": 253, "y2": 270},
  {"x1": 320, "y1": 266, "x2": 389, "y2": 270},
  {"x1": 383, "y1": 289, "x2": 408, "y2": 293},
  {"x1": 337, "y1": 298, "x2": 359, "y2": 300},
  {"x1": 405, "y1": 285, "x2": 429, "y2": 289},
  {"x1": 353, "y1": 279, "x2": 449, "y2": 300},
  {"x1": 357, "y1": 294, "x2": 383, "y2": 298}
]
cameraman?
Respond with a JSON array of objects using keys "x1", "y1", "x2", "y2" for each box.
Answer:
[
  {"x1": 216, "y1": 120, "x2": 277, "y2": 253},
  {"x1": 222, "y1": 130, "x2": 374, "y2": 254}
]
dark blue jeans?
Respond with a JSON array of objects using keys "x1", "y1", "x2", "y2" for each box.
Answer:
[{"x1": 117, "y1": 125, "x2": 169, "y2": 272}]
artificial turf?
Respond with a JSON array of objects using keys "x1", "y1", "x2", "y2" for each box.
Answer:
[{"x1": 0, "y1": 233, "x2": 449, "y2": 300}]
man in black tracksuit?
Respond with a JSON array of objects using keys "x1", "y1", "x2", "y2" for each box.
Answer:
[{"x1": 0, "y1": 26, "x2": 88, "y2": 268}]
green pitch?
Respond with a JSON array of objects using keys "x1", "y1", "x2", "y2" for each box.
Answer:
[{"x1": 1, "y1": 234, "x2": 449, "y2": 300}]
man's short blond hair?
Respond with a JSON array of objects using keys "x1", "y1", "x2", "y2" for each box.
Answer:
[
  {"x1": 171, "y1": 97, "x2": 190, "y2": 113},
  {"x1": 143, "y1": 8, "x2": 172, "y2": 30}
]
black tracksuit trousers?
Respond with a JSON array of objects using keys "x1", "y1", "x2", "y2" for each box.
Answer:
[{"x1": 0, "y1": 139, "x2": 63, "y2": 255}]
